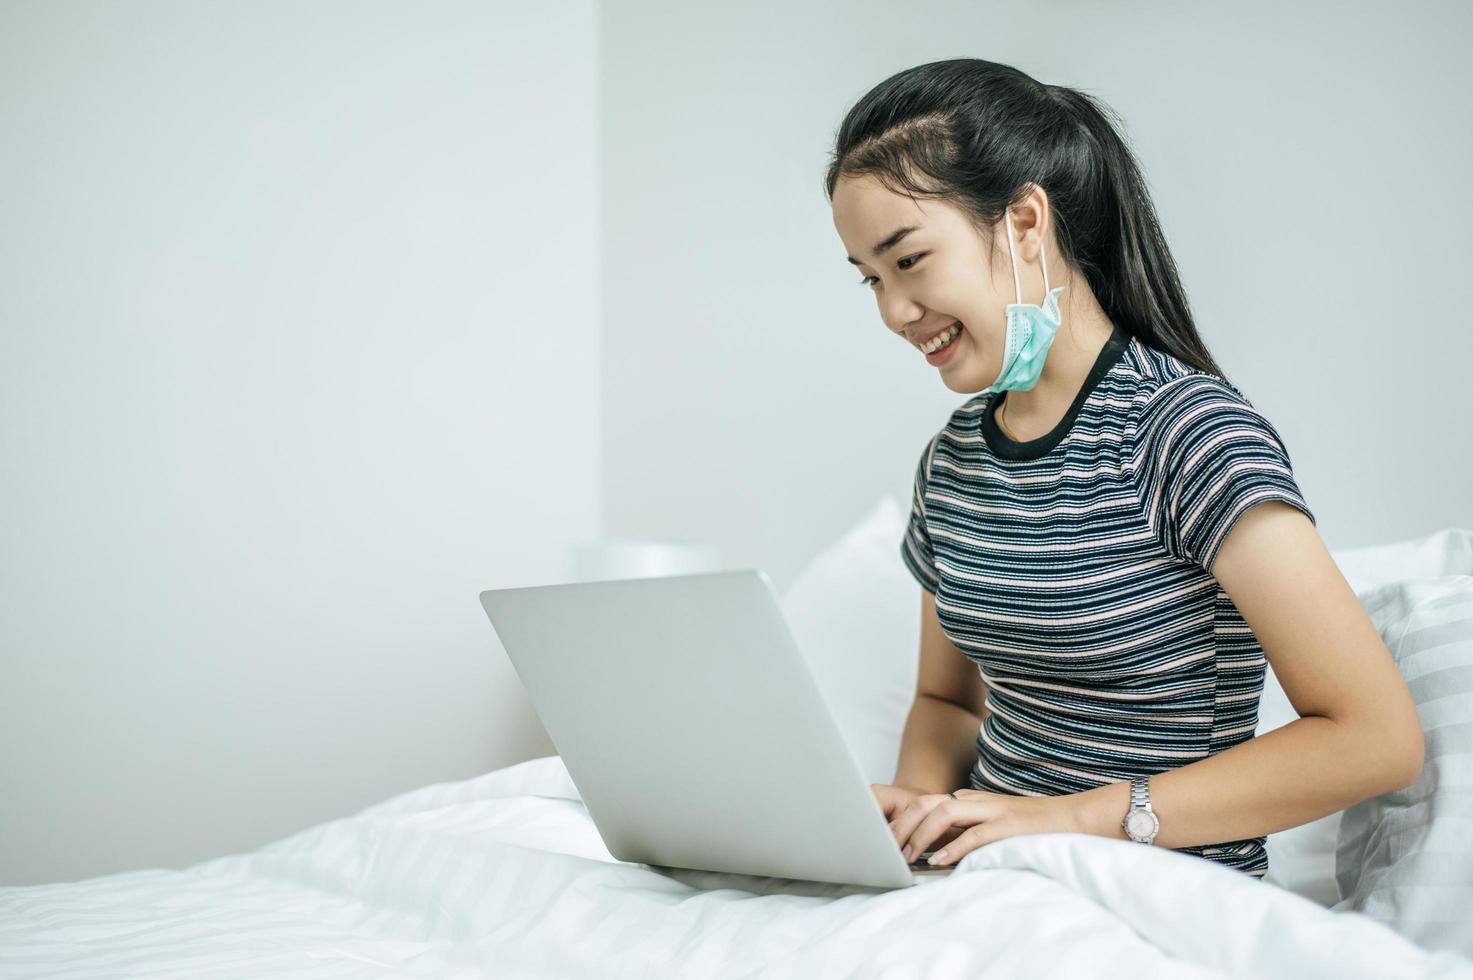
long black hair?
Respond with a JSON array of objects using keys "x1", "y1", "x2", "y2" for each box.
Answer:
[{"x1": 824, "y1": 58, "x2": 1228, "y2": 381}]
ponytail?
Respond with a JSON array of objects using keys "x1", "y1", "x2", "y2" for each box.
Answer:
[{"x1": 1047, "y1": 85, "x2": 1225, "y2": 377}]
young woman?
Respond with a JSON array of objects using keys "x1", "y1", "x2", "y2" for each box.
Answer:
[{"x1": 828, "y1": 58, "x2": 1424, "y2": 877}]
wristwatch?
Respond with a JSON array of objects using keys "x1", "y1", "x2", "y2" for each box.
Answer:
[{"x1": 1121, "y1": 776, "x2": 1159, "y2": 844}]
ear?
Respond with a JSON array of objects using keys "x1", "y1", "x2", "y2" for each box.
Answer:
[{"x1": 1009, "y1": 183, "x2": 1051, "y2": 262}]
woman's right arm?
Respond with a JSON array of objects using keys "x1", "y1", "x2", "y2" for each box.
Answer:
[{"x1": 893, "y1": 586, "x2": 989, "y2": 795}]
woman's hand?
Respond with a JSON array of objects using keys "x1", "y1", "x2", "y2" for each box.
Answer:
[
  {"x1": 888, "y1": 788, "x2": 1082, "y2": 866},
  {"x1": 869, "y1": 784, "x2": 968, "y2": 859},
  {"x1": 869, "y1": 783, "x2": 922, "y2": 821}
]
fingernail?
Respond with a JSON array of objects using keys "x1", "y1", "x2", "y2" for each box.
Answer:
[
  {"x1": 902, "y1": 845, "x2": 912, "y2": 862},
  {"x1": 927, "y1": 850, "x2": 948, "y2": 865}
]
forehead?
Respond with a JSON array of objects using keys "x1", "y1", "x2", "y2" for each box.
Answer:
[{"x1": 831, "y1": 174, "x2": 968, "y2": 260}]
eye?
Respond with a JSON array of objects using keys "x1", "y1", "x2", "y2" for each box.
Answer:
[{"x1": 856, "y1": 252, "x2": 926, "y2": 287}]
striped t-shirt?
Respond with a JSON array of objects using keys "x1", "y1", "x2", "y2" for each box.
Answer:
[{"x1": 899, "y1": 323, "x2": 1316, "y2": 877}]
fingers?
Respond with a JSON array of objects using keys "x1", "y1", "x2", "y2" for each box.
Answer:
[
  {"x1": 895, "y1": 796, "x2": 1008, "y2": 865},
  {"x1": 922, "y1": 822, "x2": 1003, "y2": 867},
  {"x1": 894, "y1": 826, "x2": 966, "y2": 863},
  {"x1": 889, "y1": 794, "x2": 955, "y2": 858},
  {"x1": 871, "y1": 784, "x2": 905, "y2": 820},
  {"x1": 906, "y1": 799, "x2": 958, "y2": 859}
]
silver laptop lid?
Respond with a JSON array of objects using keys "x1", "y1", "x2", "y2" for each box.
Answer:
[{"x1": 479, "y1": 569, "x2": 934, "y2": 888}]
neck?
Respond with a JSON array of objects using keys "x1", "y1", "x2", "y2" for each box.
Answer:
[{"x1": 1000, "y1": 279, "x2": 1116, "y2": 424}]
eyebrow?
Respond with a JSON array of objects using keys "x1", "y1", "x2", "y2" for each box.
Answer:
[{"x1": 846, "y1": 225, "x2": 921, "y2": 266}]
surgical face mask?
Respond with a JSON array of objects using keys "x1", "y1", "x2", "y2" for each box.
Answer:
[{"x1": 983, "y1": 209, "x2": 1065, "y2": 394}]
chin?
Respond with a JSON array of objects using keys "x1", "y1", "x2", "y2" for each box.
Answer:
[
  {"x1": 940, "y1": 376, "x2": 975, "y2": 394},
  {"x1": 938, "y1": 364, "x2": 989, "y2": 395}
]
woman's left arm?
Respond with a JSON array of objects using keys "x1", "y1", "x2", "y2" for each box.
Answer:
[{"x1": 1067, "y1": 500, "x2": 1425, "y2": 847}]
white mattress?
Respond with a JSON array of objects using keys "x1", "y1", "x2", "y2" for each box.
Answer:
[{"x1": 3, "y1": 755, "x2": 1471, "y2": 979}]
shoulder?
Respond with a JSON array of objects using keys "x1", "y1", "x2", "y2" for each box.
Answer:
[
  {"x1": 1129, "y1": 359, "x2": 1307, "y2": 506},
  {"x1": 1128, "y1": 350, "x2": 1271, "y2": 453},
  {"x1": 1119, "y1": 348, "x2": 1313, "y2": 572},
  {"x1": 1143, "y1": 376, "x2": 1286, "y2": 461},
  {"x1": 1127, "y1": 336, "x2": 1250, "y2": 413},
  {"x1": 1116, "y1": 342, "x2": 1300, "y2": 486}
]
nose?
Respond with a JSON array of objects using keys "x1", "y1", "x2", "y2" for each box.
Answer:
[{"x1": 880, "y1": 296, "x2": 925, "y2": 339}]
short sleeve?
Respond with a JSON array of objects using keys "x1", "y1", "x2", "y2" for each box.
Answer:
[
  {"x1": 1138, "y1": 377, "x2": 1316, "y2": 576},
  {"x1": 900, "y1": 433, "x2": 942, "y2": 593}
]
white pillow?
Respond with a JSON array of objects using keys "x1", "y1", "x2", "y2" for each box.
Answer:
[
  {"x1": 1329, "y1": 529, "x2": 1473, "y2": 595},
  {"x1": 1331, "y1": 573, "x2": 1473, "y2": 957},
  {"x1": 779, "y1": 495, "x2": 918, "y2": 787}
]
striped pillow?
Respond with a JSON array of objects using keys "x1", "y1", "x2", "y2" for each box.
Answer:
[{"x1": 1332, "y1": 574, "x2": 1473, "y2": 957}]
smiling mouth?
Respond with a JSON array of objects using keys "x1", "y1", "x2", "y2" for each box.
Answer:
[{"x1": 918, "y1": 322, "x2": 962, "y2": 354}]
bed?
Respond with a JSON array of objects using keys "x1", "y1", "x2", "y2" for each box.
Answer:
[
  {"x1": 0, "y1": 752, "x2": 1464, "y2": 980},
  {"x1": 3, "y1": 507, "x2": 1472, "y2": 979}
]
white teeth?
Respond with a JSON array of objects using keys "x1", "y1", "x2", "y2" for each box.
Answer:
[{"x1": 922, "y1": 323, "x2": 960, "y2": 353}]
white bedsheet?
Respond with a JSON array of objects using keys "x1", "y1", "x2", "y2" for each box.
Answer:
[{"x1": 4, "y1": 755, "x2": 1472, "y2": 980}]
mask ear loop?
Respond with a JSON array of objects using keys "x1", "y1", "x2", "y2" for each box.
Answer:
[
  {"x1": 1005, "y1": 207, "x2": 1051, "y2": 304},
  {"x1": 1006, "y1": 209, "x2": 1023, "y2": 306}
]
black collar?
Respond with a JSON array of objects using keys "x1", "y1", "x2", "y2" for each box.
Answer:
[{"x1": 980, "y1": 322, "x2": 1129, "y2": 461}]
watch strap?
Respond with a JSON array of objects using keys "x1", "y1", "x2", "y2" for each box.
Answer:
[{"x1": 1122, "y1": 776, "x2": 1158, "y2": 845}]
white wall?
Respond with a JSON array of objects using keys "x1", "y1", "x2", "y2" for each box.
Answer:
[
  {"x1": 5, "y1": 0, "x2": 1469, "y2": 889},
  {"x1": 0, "y1": 1, "x2": 599, "y2": 885},
  {"x1": 601, "y1": 0, "x2": 1472, "y2": 593}
]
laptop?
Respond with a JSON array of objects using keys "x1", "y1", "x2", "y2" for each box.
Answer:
[{"x1": 477, "y1": 568, "x2": 956, "y2": 889}]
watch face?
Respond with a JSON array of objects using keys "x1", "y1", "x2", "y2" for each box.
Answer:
[{"x1": 1125, "y1": 809, "x2": 1159, "y2": 840}]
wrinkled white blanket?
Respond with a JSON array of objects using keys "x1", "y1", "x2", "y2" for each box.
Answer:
[{"x1": 3, "y1": 755, "x2": 1472, "y2": 979}]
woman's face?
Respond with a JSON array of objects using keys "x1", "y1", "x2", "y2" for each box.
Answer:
[{"x1": 832, "y1": 173, "x2": 1034, "y2": 394}]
